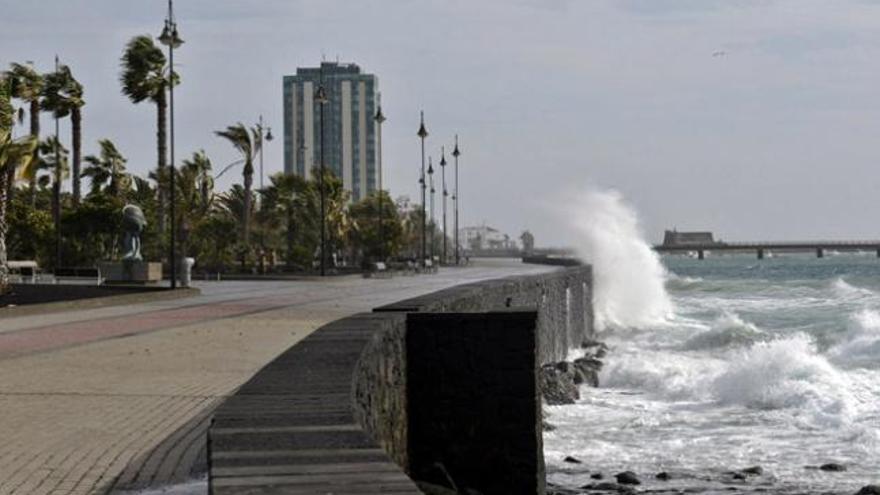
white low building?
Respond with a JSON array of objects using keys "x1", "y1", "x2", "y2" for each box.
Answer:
[{"x1": 459, "y1": 225, "x2": 518, "y2": 251}]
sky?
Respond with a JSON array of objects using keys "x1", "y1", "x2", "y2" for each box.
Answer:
[{"x1": 4, "y1": 0, "x2": 880, "y2": 246}]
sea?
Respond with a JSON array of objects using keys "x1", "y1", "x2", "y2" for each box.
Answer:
[{"x1": 545, "y1": 191, "x2": 880, "y2": 494}]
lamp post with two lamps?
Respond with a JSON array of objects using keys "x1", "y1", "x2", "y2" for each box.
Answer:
[
  {"x1": 452, "y1": 136, "x2": 461, "y2": 265},
  {"x1": 417, "y1": 113, "x2": 428, "y2": 268},
  {"x1": 440, "y1": 148, "x2": 448, "y2": 265},
  {"x1": 256, "y1": 115, "x2": 273, "y2": 273},
  {"x1": 428, "y1": 157, "x2": 435, "y2": 266},
  {"x1": 374, "y1": 103, "x2": 386, "y2": 262},
  {"x1": 314, "y1": 80, "x2": 329, "y2": 276},
  {"x1": 158, "y1": 0, "x2": 183, "y2": 288}
]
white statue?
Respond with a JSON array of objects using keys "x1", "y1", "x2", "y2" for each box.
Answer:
[{"x1": 121, "y1": 204, "x2": 147, "y2": 261}]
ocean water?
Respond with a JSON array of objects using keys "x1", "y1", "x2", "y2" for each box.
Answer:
[{"x1": 549, "y1": 191, "x2": 880, "y2": 494}]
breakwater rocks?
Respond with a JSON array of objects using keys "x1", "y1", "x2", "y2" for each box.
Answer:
[
  {"x1": 548, "y1": 464, "x2": 876, "y2": 495},
  {"x1": 541, "y1": 339, "x2": 607, "y2": 406}
]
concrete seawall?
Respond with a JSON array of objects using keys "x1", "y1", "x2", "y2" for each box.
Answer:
[{"x1": 207, "y1": 265, "x2": 593, "y2": 494}]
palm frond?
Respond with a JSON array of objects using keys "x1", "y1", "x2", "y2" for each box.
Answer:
[{"x1": 120, "y1": 35, "x2": 167, "y2": 104}]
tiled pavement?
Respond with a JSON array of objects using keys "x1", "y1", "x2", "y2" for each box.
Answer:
[{"x1": 0, "y1": 260, "x2": 548, "y2": 494}]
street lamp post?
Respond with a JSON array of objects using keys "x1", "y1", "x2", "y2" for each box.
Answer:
[
  {"x1": 315, "y1": 79, "x2": 328, "y2": 276},
  {"x1": 257, "y1": 115, "x2": 273, "y2": 192},
  {"x1": 256, "y1": 114, "x2": 272, "y2": 274},
  {"x1": 428, "y1": 158, "x2": 435, "y2": 266},
  {"x1": 417, "y1": 112, "x2": 428, "y2": 269},
  {"x1": 440, "y1": 147, "x2": 448, "y2": 265},
  {"x1": 158, "y1": 0, "x2": 183, "y2": 289},
  {"x1": 53, "y1": 55, "x2": 62, "y2": 271},
  {"x1": 452, "y1": 135, "x2": 461, "y2": 265},
  {"x1": 374, "y1": 102, "x2": 386, "y2": 262}
]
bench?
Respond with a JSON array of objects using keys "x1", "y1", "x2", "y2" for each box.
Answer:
[
  {"x1": 373, "y1": 261, "x2": 392, "y2": 278},
  {"x1": 363, "y1": 261, "x2": 392, "y2": 279},
  {"x1": 8, "y1": 260, "x2": 40, "y2": 283},
  {"x1": 54, "y1": 267, "x2": 103, "y2": 285},
  {"x1": 424, "y1": 258, "x2": 439, "y2": 274}
]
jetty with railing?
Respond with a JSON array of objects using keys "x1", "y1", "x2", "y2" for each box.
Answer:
[{"x1": 654, "y1": 230, "x2": 880, "y2": 259}]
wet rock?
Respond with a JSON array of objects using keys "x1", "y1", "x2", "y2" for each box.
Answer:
[
  {"x1": 857, "y1": 486, "x2": 880, "y2": 495},
  {"x1": 590, "y1": 473, "x2": 604, "y2": 480},
  {"x1": 573, "y1": 358, "x2": 601, "y2": 387},
  {"x1": 580, "y1": 482, "x2": 635, "y2": 493},
  {"x1": 575, "y1": 357, "x2": 604, "y2": 371},
  {"x1": 655, "y1": 471, "x2": 671, "y2": 481},
  {"x1": 615, "y1": 471, "x2": 641, "y2": 485},
  {"x1": 819, "y1": 463, "x2": 847, "y2": 472},
  {"x1": 741, "y1": 466, "x2": 763, "y2": 476},
  {"x1": 581, "y1": 340, "x2": 609, "y2": 358},
  {"x1": 547, "y1": 486, "x2": 581, "y2": 495},
  {"x1": 540, "y1": 363, "x2": 579, "y2": 405},
  {"x1": 563, "y1": 456, "x2": 583, "y2": 464}
]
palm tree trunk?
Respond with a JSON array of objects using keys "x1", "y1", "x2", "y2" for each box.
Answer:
[
  {"x1": 0, "y1": 169, "x2": 10, "y2": 295},
  {"x1": 286, "y1": 208, "x2": 295, "y2": 268},
  {"x1": 156, "y1": 91, "x2": 167, "y2": 234},
  {"x1": 4, "y1": 163, "x2": 13, "y2": 209},
  {"x1": 29, "y1": 100, "x2": 39, "y2": 207},
  {"x1": 243, "y1": 171, "x2": 252, "y2": 246},
  {"x1": 71, "y1": 107, "x2": 82, "y2": 205}
]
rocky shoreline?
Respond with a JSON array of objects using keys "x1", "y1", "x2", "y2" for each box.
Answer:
[
  {"x1": 539, "y1": 340, "x2": 878, "y2": 495},
  {"x1": 540, "y1": 339, "x2": 607, "y2": 408}
]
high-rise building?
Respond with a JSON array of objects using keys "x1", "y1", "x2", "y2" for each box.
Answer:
[{"x1": 283, "y1": 62, "x2": 379, "y2": 201}]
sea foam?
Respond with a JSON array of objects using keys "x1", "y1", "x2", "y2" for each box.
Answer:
[
  {"x1": 712, "y1": 335, "x2": 861, "y2": 425},
  {"x1": 829, "y1": 309, "x2": 880, "y2": 369}
]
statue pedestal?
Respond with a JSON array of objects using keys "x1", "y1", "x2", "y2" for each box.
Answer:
[{"x1": 99, "y1": 261, "x2": 162, "y2": 284}]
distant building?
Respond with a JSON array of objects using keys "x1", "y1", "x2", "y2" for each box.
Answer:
[
  {"x1": 283, "y1": 61, "x2": 379, "y2": 201},
  {"x1": 662, "y1": 229, "x2": 716, "y2": 246},
  {"x1": 460, "y1": 225, "x2": 518, "y2": 251}
]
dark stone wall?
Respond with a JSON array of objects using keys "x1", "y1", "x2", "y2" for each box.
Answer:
[
  {"x1": 351, "y1": 313, "x2": 408, "y2": 470},
  {"x1": 208, "y1": 265, "x2": 592, "y2": 494},
  {"x1": 374, "y1": 265, "x2": 593, "y2": 364},
  {"x1": 406, "y1": 311, "x2": 543, "y2": 494}
]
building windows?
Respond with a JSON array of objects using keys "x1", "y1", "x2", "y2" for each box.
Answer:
[{"x1": 283, "y1": 62, "x2": 380, "y2": 202}]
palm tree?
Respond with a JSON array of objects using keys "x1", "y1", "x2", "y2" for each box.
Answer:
[
  {"x1": 181, "y1": 150, "x2": 213, "y2": 211},
  {"x1": 42, "y1": 64, "x2": 84, "y2": 205},
  {"x1": 35, "y1": 136, "x2": 69, "y2": 191},
  {"x1": 129, "y1": 175, "x2": 156, "y2": 206},
  {"x1": 1, "y1": 77, "x2": 38, "y2": 294},
  {"x1": 176, "y1": 150, "x2": 214, "y2": 258},
  {"x1": 215, "y1": 183, "x2": 255, "y2": 268},
  {"x1": 215, "y1": 123, "x2": 260, "y2": 249},
  {"x1": 120, "y1": 34, "x2": 174, "y2": 232},
  {"x1": 262, "y1": 172, "x2": 312, "y2": 267},
  {"x1": 311, "y1": 167, "x2": 351, "y2": 266},
  {"x1": 7, "y1": 63, "x2": 43, "y2": 205},
  {"x1": 83, "y1": 139, "x2": 129, "y2": 198},
  {"x1": 347, "y1": 190, "x2": 402, "y2": 262}
]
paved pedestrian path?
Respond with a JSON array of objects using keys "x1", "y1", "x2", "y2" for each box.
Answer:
[{"x1": 0, "y1": 260, "x2": 548, "y2": 494}]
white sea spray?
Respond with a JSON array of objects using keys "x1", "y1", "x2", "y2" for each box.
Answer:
[{"x1": 571, "y1": 189, "x2": 673, "y2": 329}]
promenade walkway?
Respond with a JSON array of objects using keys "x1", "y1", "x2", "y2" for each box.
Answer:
[{"x1": 0, "y1": 260, "x2": 549, "y2": 495}]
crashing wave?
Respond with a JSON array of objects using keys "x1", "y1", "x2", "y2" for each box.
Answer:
[
  {"x1": 571, "y1": 189, "x2": 674, "y2": 329},
  {"x1": 682, "y1": 312, "x2": 764, "y2": 350}
]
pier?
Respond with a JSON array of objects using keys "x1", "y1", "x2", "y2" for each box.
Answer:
[{"x1": 654, "y1": 240, "x2": 880, "y2": 259}]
